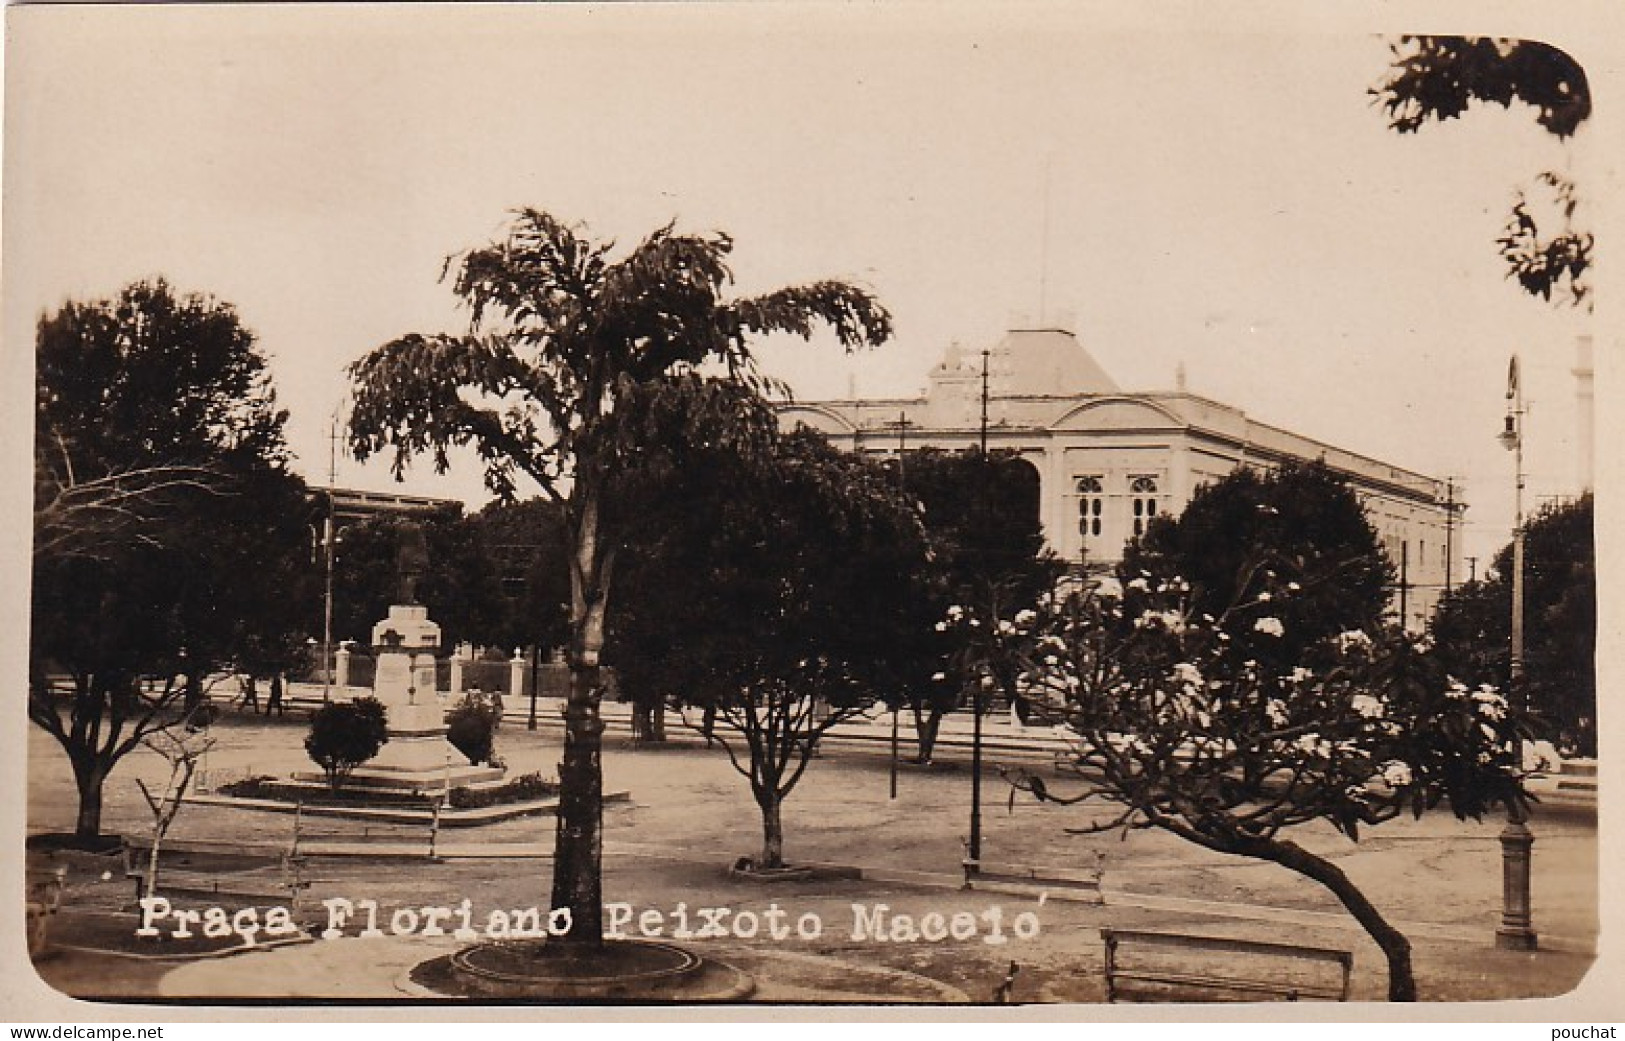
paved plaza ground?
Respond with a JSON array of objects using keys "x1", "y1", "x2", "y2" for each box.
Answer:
[{"x1": 21, "y1": 703, "x2": 1604, "y2": 1009}]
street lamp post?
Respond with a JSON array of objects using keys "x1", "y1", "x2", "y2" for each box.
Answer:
[
  {"x1": 967, "y1": 349, "x2": 992, "y2": 869},
  {"x1": 1496, "y1": 354, "x2": 1537, "y2": 951}
]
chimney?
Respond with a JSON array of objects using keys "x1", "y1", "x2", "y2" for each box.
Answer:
[{"x1": 1574, "y1": 334, "x2": 1594, "y2": 491}]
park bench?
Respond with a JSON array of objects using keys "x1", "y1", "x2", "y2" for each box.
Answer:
[
  {"x1": 123, "y1": 841, "x2": 311, "y2": 909},
  {"x1": 963, "y1": 854, "x2": 1104, "y2": 904},
  {"x1": 26, "y1": 865, "x2": 68, "y2": 959},
  {"x1": 1101, "y1": 927, "x2": 1352, "y2": 1003}
]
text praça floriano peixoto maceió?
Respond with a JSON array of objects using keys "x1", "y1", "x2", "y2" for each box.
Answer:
[{"x1": 135, "y1": 896, "x2": 1043, "y2": 948}]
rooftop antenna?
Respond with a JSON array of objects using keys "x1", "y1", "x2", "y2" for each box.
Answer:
[{"x1": 1038, "y1": 153, "x2": 1054, "y2": 326}]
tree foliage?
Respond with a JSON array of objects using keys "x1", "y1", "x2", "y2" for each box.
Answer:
[
  {"x1": 30, "y1": 280, "x2": 308, "y2": 838},
  {"x1": 1120, "y1": 461, "x2": 1393, "y2": 673},
  {"x1": 609, "y1": 428, "x2": 932, "y2": 868},
  {"x1": 1372, "y1": 36, "x2": 1593, "y2": 308},
  {"x1": 876, "y1": 448, "x2": 1061, "y2": 759},
  {"x1": 1431, "y1": 494, "x2": 1595, "y2": 755},
  {"x1": 958, "y1": 578, "x2": 1532, "y2": 1001},
  {"x1": 347, "y1": 209, "x2": 891, "y2": 939}
]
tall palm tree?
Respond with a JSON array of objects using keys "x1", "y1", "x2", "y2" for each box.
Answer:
[{"x1": 348, "y1": 210, "x2": 891, "y2": 942}]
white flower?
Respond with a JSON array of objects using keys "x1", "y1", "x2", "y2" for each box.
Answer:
[
  {"x1": 1256, "y1": 591, "x2": 1273, "y2": 603},
  {"x1": 1015, "y1": 609, "x2": 1037, "y2": 628},
  {"x1": 1288, "y1": 666, "x2": 1312, "y2": 684},
  {"x1": 930, "y1": 672, "x2": 947, "y2": 682},
  {"x1": 1380, "y1": 760, "x2": 1413, "y2": 788},
  {"x1": 1254, "y1": 617, "x2": 1285, "y2": 638},
  {"x1": 996, "y1": 620, "x2": 1016, "y2": 636},
  {"x1": 947, "y1": 605, "x2": 965, "y2": 621},
  {"x1": 1345, "y1": 784, "x2": 1369, "y2": 803},
  {"x1": 1336, "y1": 629, "x2": 1372, "y2": 653},
  {"x1": 1127, "y1": 577, "x2": 1150, "y2": 592},
  {"x1": 1287, "y1": 582, "x2": 1302, "y2": 592},
  {"x1": 934, "y1": 621, "x2": 948, "y2": 632},
  {"x1": 1171, "y1": 662, "x2": 1203, "y2": 687},
  {"x1": 1350, "y1": 694, "x2": 1386, "y2": 720}
]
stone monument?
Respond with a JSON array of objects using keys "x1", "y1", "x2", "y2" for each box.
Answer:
[{"x1": 342, "y1": 521, "x2": 502, "y2": 792}]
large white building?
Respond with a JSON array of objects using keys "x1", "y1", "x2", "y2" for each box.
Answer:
[{"x1": 778, "y1": 324, "x2": 1461, "y2": 630}]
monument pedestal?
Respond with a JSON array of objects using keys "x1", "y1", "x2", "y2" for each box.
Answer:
[{"x1": 299, "y1": 603, "x2": 507, "y2": 793}]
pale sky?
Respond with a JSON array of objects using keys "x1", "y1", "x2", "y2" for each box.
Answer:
[{"x1": 4, "y1": 2, "x2": 1614, "y2": 569}]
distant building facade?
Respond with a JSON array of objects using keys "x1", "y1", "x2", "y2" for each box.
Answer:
[
  {"x1": 778, "y1": 325, "x2": 1459, "y2": 630},
  {"x1": 318, "y1": 486, "x2": 464, "y2": 526}
]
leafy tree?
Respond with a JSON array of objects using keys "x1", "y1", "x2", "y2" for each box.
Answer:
[
  {"x1": 1120, "y1": 461, "x2": 1393, "y2": 673},
  {"x1": 965, "y1": 581, "x2": 1532, "y2": 1002},
  {"x1": 347, "y1": 210, "x2": 890, "y2": 941},
  {"x1": 463, "y1": 498, "x2": 572, "y2": 657},
  {"x1": 876, "y1": 448, "x2": 1060, "y2": 761},
  {"x1": 30, "y1": 280, "x2": 307, "y2": 839},
  {"x1": 1431, "y1": 494, "x2": 1595, "y2": 755},
  {"x1": 610, "y1": 429, "x2": 932, "y2": 869},
  {"x1": 1373, "y1": 36, "x2": 1593, "y2": 308},
  {"x1": 305, "y1": 697, "x2": 389, "y2": 792}
]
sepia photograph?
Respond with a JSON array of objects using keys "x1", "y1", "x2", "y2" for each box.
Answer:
[{"x1": 3, "y1": 0, "x2": 1617, "y2": 1021}]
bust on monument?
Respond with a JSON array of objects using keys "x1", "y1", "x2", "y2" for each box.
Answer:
[{"x1": 395, "y1": 519, "x2": 430, "y2": 605}]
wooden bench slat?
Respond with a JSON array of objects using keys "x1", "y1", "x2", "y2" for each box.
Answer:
[
  {"x1": 1103, "y1": 927, "x2": 1352, "y2": 1003},
  {"x1": 1105, "y1": 928, "x2": 1352, "y2": 966},
  {"x1": 1110, "y1": 970, "x2": 1344, "y2": 1001}
]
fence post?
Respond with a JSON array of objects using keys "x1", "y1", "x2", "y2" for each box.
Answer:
[
  {"x1": 334, "y1": 643, "x2": 352, "y2": 690},
  {"x1": 508, "y1": 648, "x2": 526, "y2": 699}
]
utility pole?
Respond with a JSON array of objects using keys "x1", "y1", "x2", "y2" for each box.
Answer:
[
  {"x1": 1398, "y1": 541, "x2": 1409, "y2": 631},
  {"x1": 322, "y1": 416, "x2": 339, "y2": 702},
  {"x1": 882, "y1": 410, "x2": 914, "y2": 801},
  {"x1": 1443, "y1": 478, "x2": 1456, "y2": 597}
]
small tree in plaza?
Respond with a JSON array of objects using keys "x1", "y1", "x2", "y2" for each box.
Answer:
[
  {"x1": 348, "y1": 210, "x2": 891, "y2": 941},
  {"x1": 304, "y1": 697, "x2": 389, "y2": 793},
  {"x1": 960, "y1": 578, "x2": 1532, "y2": 1002},
  {"x1": 610, "y1": 429, "x2": 933, "y2": 869},
  {"x1": 883, "y1": 449, "x2": 1061, "y2": 761}
]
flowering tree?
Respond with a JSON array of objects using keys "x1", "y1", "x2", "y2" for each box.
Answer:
[{"x1": 956, "y1": 579, "x2": 1532, "y2": 1001}]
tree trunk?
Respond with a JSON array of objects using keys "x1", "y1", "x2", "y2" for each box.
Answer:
[
  {"x1": 759, "y1": 797, "x2": 785, "y2": 870},
  {"x1": 651, "y1": 700, "x2": 667, "y2": 742},
  {"x1": 266, "y1": 673, "x2": 285, "y2": 717},
  {"x1": 913, "y1": 705, "x2": 943, "y2": 764},
  {"x1": 184, "y1": 672, "x2": 205, "y2": 715},
  {"x1": 73, "y1": 759, "x2": 106, "y2": 840},
  {"x1": 552, "y1": 658, "x2": 605, "y2": 943},
  {"x1": 552, "y1": 488, "x2": 609, "y2": 945},
  {"x1": 1251, "y1": 836, "x2": 1416, "y2": 1001}
]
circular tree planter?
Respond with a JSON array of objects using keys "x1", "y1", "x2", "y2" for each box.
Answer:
[
  {"x1": 409, "y1": 938, "x2": 754, "y2": 1002},
  {"x1": 728, "y1": 857, "x2": 863, "y2": 883}
]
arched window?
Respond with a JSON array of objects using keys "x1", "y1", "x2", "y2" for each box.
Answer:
[
  {"x1": 1130, "y1": 476, "x2": 1160, "y2": 536},
  {"x1": 1077, "y1": 476, "x2": 1104, "y2": 539}
]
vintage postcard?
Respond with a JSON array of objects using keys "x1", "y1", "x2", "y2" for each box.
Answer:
[{"x1": 3, "y1": 0, "x2": 1619, "y2": 1026}]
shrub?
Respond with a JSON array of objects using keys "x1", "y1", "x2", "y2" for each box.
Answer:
[
  {"x1": 447, "y1": 772, "x2": 557, "y2": 809},
  {"x1": 304, "y1": 697, "x2": 389, "y2": 792},
  {"x1": 446, "y1": 691, "x2": 502, "y2": 766}
]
